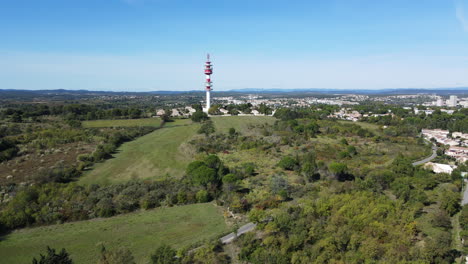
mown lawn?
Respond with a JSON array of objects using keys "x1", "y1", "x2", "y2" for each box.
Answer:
[
  {"x1": 0, "y1": 203, "x2": 228, "y2": 264},
  {"x1": 80, "y1": 120, "x2": 198, "y2": 184},
  {"x1": 82, "y1": 118, "x2": 163, "y2": 128}
]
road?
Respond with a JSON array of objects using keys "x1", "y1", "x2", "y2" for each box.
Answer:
[
  {"x1": 220, "y1": 222, "x2": 257, "y2": 244},
  {"x1": 462, "y1": 180, "x2": 468, "y2": 206},
  {"x1": 412, "y1": 144, "x2": 437, "y2": 166}
]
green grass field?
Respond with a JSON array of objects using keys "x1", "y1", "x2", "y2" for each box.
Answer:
[
  {"x1": 80, "y1": 119, "x2": 198, "y2": 184},
  {"x1": 80, "y1": 117, "x2": 274, "y2": 185},
  {"x1": 211, "y1": 116, "x2": 275, "y2": 135},
  {"x1": 82, "y1": 118, "x2": 163, "y2": 128},
  {"x1": 0, "y1": 203, "x2": 228, "y2": 264}
]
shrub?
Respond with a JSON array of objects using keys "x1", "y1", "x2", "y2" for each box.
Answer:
[
  {"x1": 0, "y1": 138, "x2": 19, "y2": 162},
  {"x1": 150, "y1": 245, "x2": 178, "y2": 264},
  {"x1": 198, "y1": 121, "x2": 215, "y2": 136},
  {"x1": 278, "y1": 156, "x2": 298, "y2": 171},
  {"x1": 32, "y1": 246, "x2": 73, "y2": 264},
  {"x1": 99, "y1": 246, "x2": 136, "y2": 264},
  {"x1": 191, "y1": 111, "x2": 209, "y2": 122},
  {"x1": 196, "y1": 190, "x2": 209, "y2": 203},
  {"x1": 222, "y1": 173, "x2": 238, "y2": 184}
]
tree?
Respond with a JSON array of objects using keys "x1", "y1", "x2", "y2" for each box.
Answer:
[
  {"x1": 430, "y1": 209, "x2": 451, "y2": 229},
  {"x1": 191, "y1": 111, "x2": 209, "y2": 122},
  {"x1": 228, "y1": 108, "x2": 239, "y2": 115},
  {"x1": 440, "y1": 191, "x2": 461, "y2": 216},
  {"x1": 258, "y1": 103, "x2": 272, "y2": 115},
  {"x1": 32, "y1": 246, "x2": 73, "y2": 264},
  {"x1": 160, "y1": 113, "x2": 172, "y2": 123},
  {"x1": 229, "y1": 127, "x2": 236, "y2": 136},
  {"x1": 189, "y1": 165, "x2": 217, "y2": 186},
  {"x1": 391, "y1": 155, "x2": 414, "y2": 176},
  {"x1": 460, "y1": 205, "x2": 468, "y2": 230},
  {"x1": 204, "y1": 154, "x2": 222, "y2": 170},
  {"x1": 198, "y1": 121, "x2": 215, "y2": 136},
  {"x1": 328, "y1": 162, "x2": 350, "y2": 181},
  {"x1": 192, "y1": 104, "x2": 203, "y2": 112},
  {"x1": 150, "y1": 245, "x2": 178, "y2": 264},
  {"x1": 186, "y1": 161, "x2": 206, "y2": 175}
]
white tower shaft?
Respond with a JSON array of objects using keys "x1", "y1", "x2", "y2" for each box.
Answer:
[{"x1": 206, "y1": 90, "x2": 211, "y2": 112}]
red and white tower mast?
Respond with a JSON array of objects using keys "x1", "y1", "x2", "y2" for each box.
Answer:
[{"x1": 204, "y1": 54, "x2": 213, "y2": 113}]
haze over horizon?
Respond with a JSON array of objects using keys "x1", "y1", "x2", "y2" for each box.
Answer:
[{"x1": 1, "y1": 0, "x2": 468, "y2": 92}]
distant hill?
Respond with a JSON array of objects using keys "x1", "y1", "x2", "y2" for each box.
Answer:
[
  {"x1": 226, "y1": 87, "x2": 468, "y2": 95},
  {"x1": 1, "y1": 87, "x2": 468, "y2": 97}
]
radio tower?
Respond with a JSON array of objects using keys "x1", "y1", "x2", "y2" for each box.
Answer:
[{"x1": 204, "y1": 54, "x2": 213, "y2": 113}]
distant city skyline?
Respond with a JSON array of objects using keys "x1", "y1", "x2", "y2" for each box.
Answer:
[{"x1": 1, "y1": 0, "x2": 468, "y2": 91}]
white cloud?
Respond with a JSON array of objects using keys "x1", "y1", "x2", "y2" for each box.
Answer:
[{"x1": 456, "y1": 0, "x2": 468, "y2": 32}]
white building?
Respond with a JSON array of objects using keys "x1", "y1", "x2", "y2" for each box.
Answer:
[
  {"x1": 446, "y1": 146, "x2": 468, "y2": 163},
  {"x1": 171, "y1": 109, "x2": 181, "y2": 117},
  {"x1": 424, "y1": 162, "x2": 456, "y2": 174},
  {"x1": 447, "y1": 95, "x2": 458, "y2": 107},
  {"x1": 156, "y1": 109, "x2": 166, "y2": 116}
]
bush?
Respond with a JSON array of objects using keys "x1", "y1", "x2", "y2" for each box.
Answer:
[
  {"x1": 32, "y1": 246, "x2": 73, "y2": 264},
  {"x1": 278, "y1": 156, "x2": 298, "y2": 171},
  {"x1": 198, "y1": 121, "x2": 215, "y2": 136},
  {"x1": 222, "y1": 173, "x2": 238, "y2": 184},
  {"x1": 460, "y1": 205, "x2": 468, "y2": 230},
  {"x1": 338, "y1": 151, "x2": 350, "y2": 159},
  {"x1": 0, "y1": 138, "x2": 19, "y2": 162},
  {"x1": 196, "y1": 190, "x2": 209, "y2": 203},
  {"x1": 150, "y1": 245, "x2": 178, "y2": 264},
  {"x1": 99, "y1": 246, "x2": 136, "y2": 264},
  {"x1": 347, "y1": 145, "x2": 357, "y2": 155},
  {"x1": 191, "y1": 111, "x2": 209, "y2": 122}
]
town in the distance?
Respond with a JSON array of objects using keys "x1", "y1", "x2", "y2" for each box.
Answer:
[{"x1": 1, "y1": 56, "x2": 468, "y2": 262}]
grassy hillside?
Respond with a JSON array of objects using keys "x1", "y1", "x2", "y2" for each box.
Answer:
[
  {"x1": 211, "y1": 116, "x2": 275, "y2": 135},
  {"x1": 80, "y1": 119, "x2": 198, "y2": 184},
  {"x1": 0, "y1": 203, "x2": 228, "y2": 264},
  {"x1": 83, "y1": 118, "x2": 162, "y2": 128}
]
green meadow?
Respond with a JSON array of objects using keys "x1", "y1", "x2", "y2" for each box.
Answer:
[
  {"x1": 0, "y1": 203, "x2": 228, "y2": 264},
  {"x1": 80, "y1": 119, "x2": 198, "y2": 184}
]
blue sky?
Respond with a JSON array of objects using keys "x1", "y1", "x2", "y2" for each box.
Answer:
[{"x1": 1, "y1": 0, "x2": 468, "y2": 91}]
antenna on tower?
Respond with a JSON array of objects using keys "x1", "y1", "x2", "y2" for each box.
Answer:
[{"x1": 207, "y1": 53, "x2": 210, "y2": 61}]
